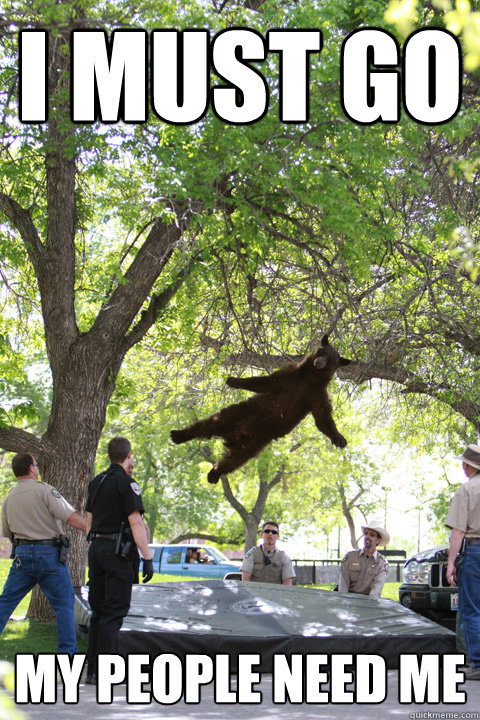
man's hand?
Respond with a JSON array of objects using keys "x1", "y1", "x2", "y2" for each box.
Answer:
[
  {"x1": 446, "y1": 528, "x2": 464, "y2": 586},
  {"x1": 142, "y1": 559, "x2": 154, "y2": 584},
  {"x1": 446, "y1": 559, "x2": 457, "y2": 586}
]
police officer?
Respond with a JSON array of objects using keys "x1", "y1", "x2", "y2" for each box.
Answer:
[
  {"x1": 241, "y1": 520, "x2": 295, "y2": 584},
  {"x1": 85, "y1": 436, "x2": 153, "y2": 684},
  {"x1": 0, "y1": 452, "x2": 87, "y2": 654},
  {"x1": 338, "y1": 521, "x2": 389, "y2": 599},
  {"x1": 446, "y1": 443, "x2": 480, "y2": 681}
]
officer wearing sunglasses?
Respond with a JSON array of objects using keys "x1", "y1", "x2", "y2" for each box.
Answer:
[{"x1": 241, "y1": 520, "x2": 295, "y2": 585}]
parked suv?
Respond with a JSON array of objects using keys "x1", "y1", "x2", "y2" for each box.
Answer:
[
  {"x1": 140, "y1": 544, "x2": 241, "y2": 579},
  {"x1": 399, "y1": 546, "x2": 457, "y2": 630}
]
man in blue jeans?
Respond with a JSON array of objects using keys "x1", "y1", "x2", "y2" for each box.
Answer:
[
  {"x1": 446, "y1": 443, "x2": 480, "y2": 681},
  {"x1": 0, "y1": 453, "x2": 87, "y2": 655}
]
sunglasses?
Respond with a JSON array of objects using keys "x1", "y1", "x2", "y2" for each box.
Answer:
[{"x1": 263, "y1": 529, "x2": 278, "y2": 535}]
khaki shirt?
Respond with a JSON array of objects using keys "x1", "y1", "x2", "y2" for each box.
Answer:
[
  {"x1": 338, "y1": 549, "x2": 389, "y2": 599},
  {"x1": 445, "y1": 472, "x2": 480, "y2": 538},
  {"x1": 241, "y1": 546, "x2": 296, "y2": 583},
  {"x1": 1, "y1": 478, "x2": 76, "y2": 541}
]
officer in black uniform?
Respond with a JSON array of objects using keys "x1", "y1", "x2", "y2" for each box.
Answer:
[{"x1": 85, "y1": 436, "x2": 153, "y2": 684}]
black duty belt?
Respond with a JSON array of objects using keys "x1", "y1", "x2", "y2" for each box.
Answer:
[
  {"x1": 90, "y1": 532, "x2": 120, "y2": 541},
  {"x1": 16, "y1": 539, "x2": 57, "y2": 546},
  {"x1": 466, "y1": 538, "x2": 480, "y2": 546}
]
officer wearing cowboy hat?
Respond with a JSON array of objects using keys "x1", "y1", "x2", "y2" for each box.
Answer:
[
  {"x1": 445, "y1": 443, "x2": 480, "y2": 681},
  {"x1": 338, "y1": 520, "x2": 390, "y2": 599}
]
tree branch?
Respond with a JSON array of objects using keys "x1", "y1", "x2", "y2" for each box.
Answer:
[
  {"x1": 251, "y1": 479, "x2": 270, "y2": 519},
  {"x1": 0, "y1": 193, "x2": 45, "y2": 267},
  {"x1": 0, "y1": 426, "x2": 43, "y2": 457},
  {"x1": 125, "y1": 258, "x2": 196, "y2": 350},
  {"x1": 91, "y1": 217, "x2": 183, "y2": 344},
  {"x1": 266, "y1": 465, "x2": 286, "y2": 493},
  {"x1": 169, "y1": 531, "x2": 244, "y2": 545},
  {"x1": 221, "y1": 476, "x2": 249, "y2": 521},
  {"x1": 199, "y1": 335, "x2": 480, "y2": 428}
]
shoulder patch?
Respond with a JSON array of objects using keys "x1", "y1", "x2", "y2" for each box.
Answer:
[
  {"x1": 130, "y1": 482, "x2": 141, "y2": 496},
  {"x1": 51, "y1": 489, "x2": 62, "y2": 498},
  {"x1": 244, "y1": 547, "x2": 256, "y2": 558}
]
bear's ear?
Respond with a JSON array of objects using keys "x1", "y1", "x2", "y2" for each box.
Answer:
[
  {"x1": 339, "y1": 357, "x2": 351, "y2": 366},
  {"x1": 321, "y1": 334, "x2": 329, "y2": 347}
]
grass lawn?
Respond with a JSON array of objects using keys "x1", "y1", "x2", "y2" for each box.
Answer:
[{"x1": 0, "y1": 557, "x2": 401, "y2": 662}]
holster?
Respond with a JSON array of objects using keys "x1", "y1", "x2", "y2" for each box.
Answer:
[
  {"x1": 114, "y1": 522, "x2": 134, "y2": 559},
  {"x1": 10, "y1": 537, "x2": 18, "y2": 559},
  {"x1": 56, "y1": 534, "x2": 70, "y2": 564}
]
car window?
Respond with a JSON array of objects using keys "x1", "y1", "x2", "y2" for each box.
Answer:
[
  {"x1": 149, "y1": 546, "x2": 163, "y2": 562},
  {"x1": 205, "y1": 547, "x2": 230, "y2": 562},
  {"x1": 165, "y1": 548, "x2": 183, "y2": 564}
]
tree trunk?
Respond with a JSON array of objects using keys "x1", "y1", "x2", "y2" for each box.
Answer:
[
  {"x1": 244, "y1": 517, "x2": 261, "y2": 554},
  {"x1": 22, "y1": 341, "x2": 119, "y2": 617},
  {"x1": 344, "y1": 507, "x2": 359, "y2": 549},
  {"x1": 0, "y1": 13, "x2": 192, "y2": 624},
  {"x1": 220, "y1": 477, "x2": 267, "y2": 554},
  {"x1": 220, "y1": 459, "x2": 286, "y2": 555},
  {"x1": 26, "y1": 588, "x2": 55, "y2": 622},
  {"x1": 338, "y1": 484, "x2": 360, "y2": 549}
]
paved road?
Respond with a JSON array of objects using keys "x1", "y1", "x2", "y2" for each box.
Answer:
[{"x1": 13, "y1": 669, "x2": 480, "y2": 720}]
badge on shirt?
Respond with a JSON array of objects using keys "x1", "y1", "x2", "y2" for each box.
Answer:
[
  {"x1": 51, "y1": 489, "x2": 62, "y2": 498},
  {"x1": 130, "y1": 482, "x2": 141, "y2": 496}
]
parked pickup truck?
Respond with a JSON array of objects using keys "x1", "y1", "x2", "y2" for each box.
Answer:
[
  {"x1": 140, "y1": 544, "x2": 241, "y2": 579},
  {"x1": 399, "y1": 546, "x2": 457, "y2": 631}
]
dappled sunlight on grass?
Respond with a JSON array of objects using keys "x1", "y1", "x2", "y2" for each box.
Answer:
[{"x1": 0, "y1": 619, "x2": 74, "y2": 662}]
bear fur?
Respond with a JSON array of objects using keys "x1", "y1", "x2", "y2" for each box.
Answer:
[{"x1": 170, "y1": 335, "x2": 351, "y2": 484}]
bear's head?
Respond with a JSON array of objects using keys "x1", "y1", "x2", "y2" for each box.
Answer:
[{"x1": 311, "y1": 335, "x2": 351, "y2": 374}]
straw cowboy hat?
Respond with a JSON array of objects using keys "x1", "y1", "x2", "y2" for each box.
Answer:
[
  {"x1": 455, "y1": 444, "x2": 480, "y2": 471},
  {"x1": 361, "y1": 520, "x2": 390, "y2": 546}
]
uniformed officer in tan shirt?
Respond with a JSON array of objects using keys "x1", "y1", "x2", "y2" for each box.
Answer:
[
  {"x1": 338, "y1": 521, "x2": 389, "y2": 599},
  {"x1": 0, "y1": 452, "x2": 86, "y2": 655},
  {"x1": 241, "y1": 520, "x2": 296, "y2": 584},
  {"x1": 445, "y1": 443, "x2": 480, "y2": 680}
]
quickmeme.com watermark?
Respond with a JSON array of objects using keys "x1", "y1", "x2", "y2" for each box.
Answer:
[{"x1": 410, "y1": 713, "x2": 480, "y2": 719}]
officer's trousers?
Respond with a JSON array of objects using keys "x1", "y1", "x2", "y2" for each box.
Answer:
[
  {"x1": 0, "y1": 544, "x2": 77, "y2": 654},
  {"x1": 458, "y1": 543, "x2": 480, "y2": 668},
  {"x1": 86, "y1": 538, "x2": 134, "y2": 672}
]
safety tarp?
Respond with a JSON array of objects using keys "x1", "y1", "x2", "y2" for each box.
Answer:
[{"x1": 74, "y1": 580, "x2": 456, "y2": 670}]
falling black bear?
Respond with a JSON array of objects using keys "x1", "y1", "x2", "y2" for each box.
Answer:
[{"x1": 170, "y1": 335, "x2": 351, "y2": 483}]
